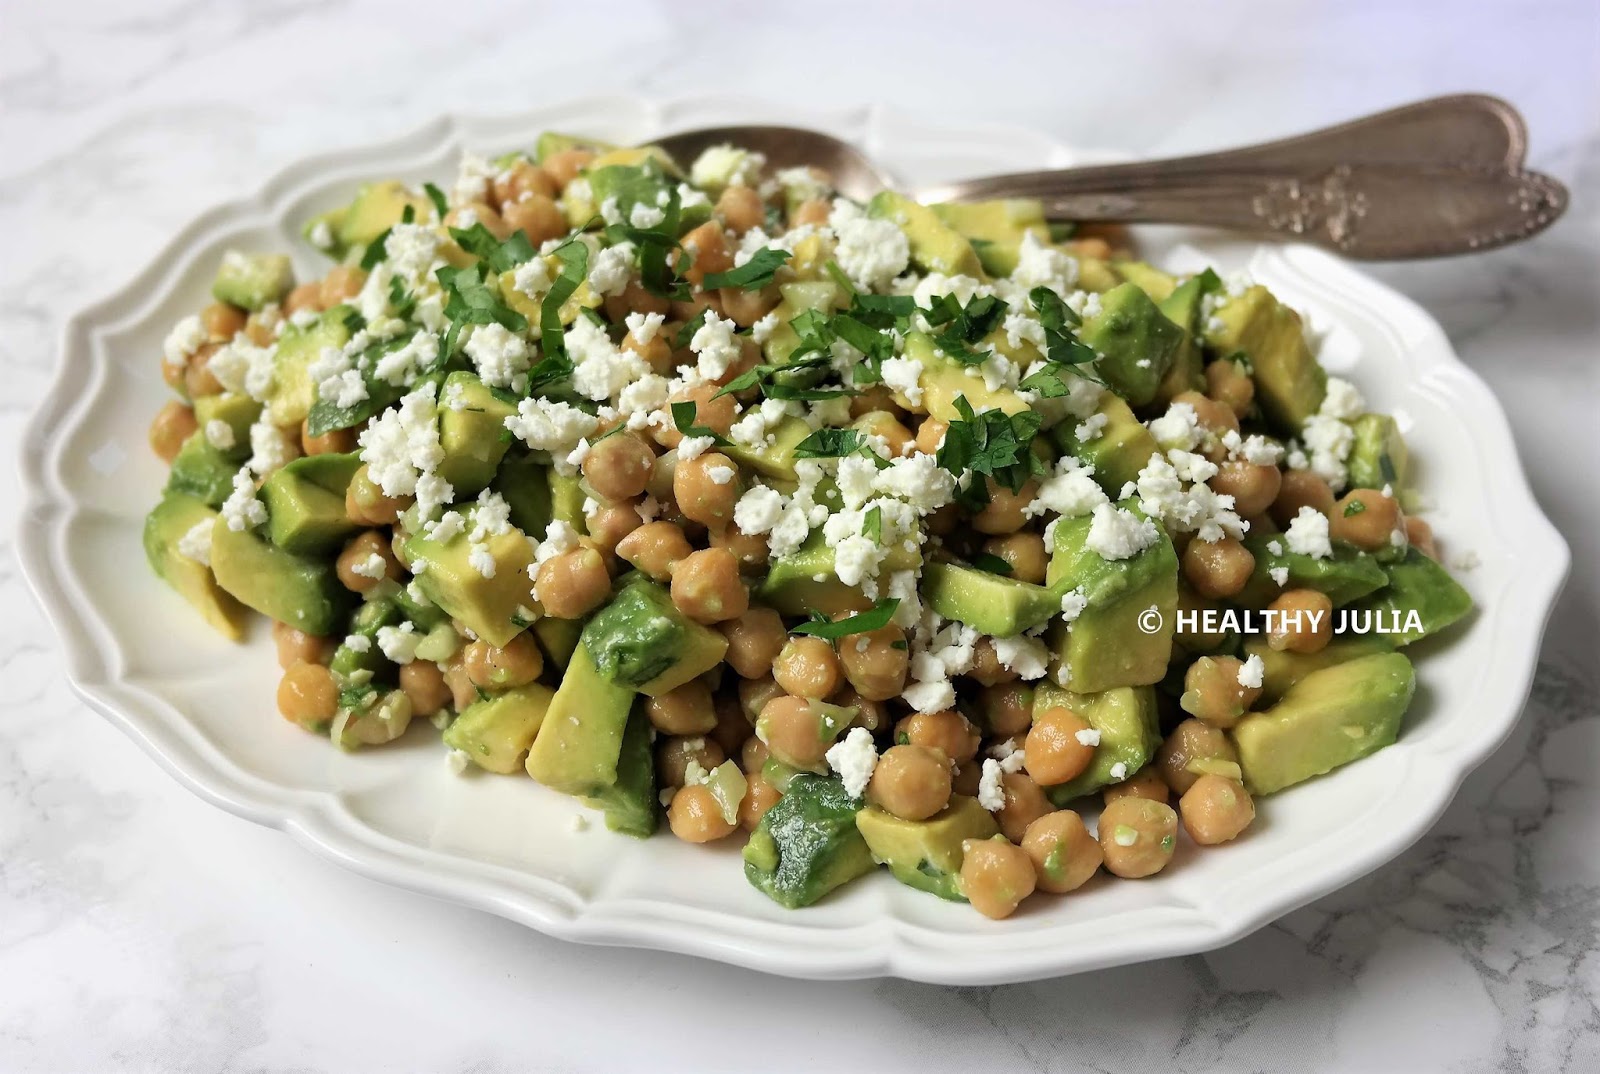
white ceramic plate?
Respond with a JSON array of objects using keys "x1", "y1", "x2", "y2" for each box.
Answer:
[{"x1": 17, "y1": 95, "x2": 1569, "y2": 984}]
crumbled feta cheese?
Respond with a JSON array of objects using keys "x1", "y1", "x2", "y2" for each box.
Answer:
[
  {"x1": 689, "y1": 313, "x2": 742, "y2": 381},
  {"x1": 447, "y1": 748, "x2": 471, "y2": 775},
  {"x1": 991, "y1": 634, "x2": 1050, "y2": 681},
  {"x1": 176, "y1": 520, "x2": 213, "y2": 566},
  {"x1": 705, "y1": 464, "x2": 736, "y2": 486},
  {"x1": 902, "y1": 678, "x2": 956, "y2": 715},
  {"x1": 879, "y1": 356, "x2": 925, "y2": 408},
  {"x1": 1108, "y1": 761, "x2": 1128, "y2": 782},
  {"x1": 751, "y1": 311, "x2": 780, "y2": 344},
  {"x1": 1010, "y1": 230, "x2": 1079, "y2": 295},
  {"x1": 829, "y1": 199, "x2": 910, "y2": 291},
  {"x1": 1085, "y1": 503, "x2": 1160, "y2": 561},
  {"x1": 219, "y1": 469, "x2": 267, "y2": 532},
  {"x1": 587, "y1": 240, "x2": 635, "y2": 297},
  {"x1": 359, "y1": 382, "x2": 448, "y2": 504},
  {"x1": 677, "y1": 435, "x2": 714, "y2": 462},
  {"x1": 624, "y1": 310, "x2": 665, "y2": 345},
  {"x1": 1147, "y1": 401, "x2": 1202, "y2": 452},
  {"x1": 375, "y1": 621, "x2": 419, "y2": 664},
  {"x1": 1320, "y1": 376, "x2": 1365, "y2": 420},
  {"x1": 1060, "y1": 586, "x2": 1088, "y2": 621},
  {"x1": 344, "y1": 634, "x2": 372, "y2": 654},
  {"x1": 1074, "y1": 727, "x2": 1102, "y2": 747},
  {"x1": 1238, "y1": 654, "x2": 1266, "y2": 690},
  {"x1": 1285, "y1": 505, "x2": 1333, "y2": 559},
  {"x1": 350, "y1": 552, "x2": 388, "y2": 580},
  {"x1": 733, "y1": 484, "x2": 785, "y2": 536},
  {"x1": 467, "y1": 542, "x2": 496, "y2": 579},
  {"x1": 512, "y1": 256, "x2": 553, "y2": 299},
  {"x1": 825, "y1": 727, "x2": 879, "y2": 798},
  {"x1": 874, "y1": 454, "x2": 955, "y2": 513},
  {"x1": 1300, "y1": 413, "x2": 1355, "y2": 491},
  {"x1": 203, "y1": 418, "x2": 235, "y2": 451},
  {"x1": 629, "y1": 202, "x2": 665, "y2": 229},
  {"x1": 463, "y1": 322, "x2": 530, "y2": 390},
  {"x1": 1269, "y1": 566, "x2": 1290, "y2": 586},
  {"x1": 977, "y1": 759, "x2": 1008, "y2": 812},
  {"x1": 162, "y1": 315, "x2": 207, "y2": 365},
  {"x1": 1026, "y1": 456, "x2": 1108, "y2": 520},
  {"x1": 505, "y1": 396, "x2": 599, "y2": 457}
]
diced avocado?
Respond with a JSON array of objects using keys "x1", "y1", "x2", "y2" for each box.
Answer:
[
  {"x1": 1231, "y1": 652, "x2": 1415, "y2": 795},
  {"x1": 1078, "y1": 282, "x2": 1184, "y2": 407},
  {"x1": 855, "y1": 795, "x2": 999, "y2": 901},
  {"x1": 549, "y1": 470, "x2": 588, "y2": 531},
  {"x1": 335, "y1": 180, "x2": 431, "y2": 252},
  {"x1": 1154, "y1": 275, "x2": 1208, "y2": 405},
  {"x1": 1114, "y1": 260, "x2": 1179, "y2": 302},
  {"x1": 1032, "y1": 682, "x2": 1162, "y2": 804},
  {"x1": 1045, "y1": 503, "x2": 1178, "y2": 694},
  {"x1": 762, "y1": 280, "x2": 842, "y2": 365},
  {"x1": 532, "y1": 615, "x2": 583, "y2": 672},
  {"x1": 260, "y1": 452, "x2": 362, "y2": 554},
  {"x1": 866, "y1": 190, "x2": 984, "y2": 277},
  {"x1": 209, "y1": 516, "x2": 354, "y2": 635},
  {"x1": 1240, "y1": 633, "x2": 1396, "y2": 706},
  {"x1": 142, "y1": 493, "x2": 249, "y2": 640},
  {"x1": 904, "y1": 330, "x2": 1030, "y2": 422},
  {"x1": 211, "y1": 251, "x2": 293, "y2": 312},
  {"x1": 1347, "y1": 413, "x2": 1410, "y2": 492},
  {"x1": 192, "y1": 392, "x2": 261, "y2": 462},
  {"x1": 437, "y1": 371, "x2": 519, "y2": 494},
  {"x1": 492, "y1": 453, "x2": 554, "y2": 535},
  {"x1": 723, "y1": 415, "x2": 812, "y2": 482},
  {"x1": 1049, "y1": 393, "x2": 1160, "y2": 495},
  {"x1": 1172, "y1": 581, "x2": 1239, "y2": 656},
  {"x1": 445, "y1": 682, "x2": 556, "y2": 774},
  {"x1": 524, "y1": 641, "x2": 635, "y2": 796},
  {"x1": 328, "y1": 597, "x2": 400, "y2": 683},
  {"x1": 1076, "y1": 257, "x2": 1121, "y2": 293},
  {"x1": 586, "y1": 161, "x2": 681, "y2": 228},
  {"x1": 1236, "y1": 532, "x2": 1389, "y2": 607},
  {"x1": 757, "y1": 530, "x2": 922, "y2": 617},
  {"x1": 921, "y1": 561, "x2": 1060, "y2": 638},
  {"x1": 1346, "y1": 547, "x2": 1472, "y2": 647},
  {"x1": 743, "y1": 774, "x2": 876, "y2": 909},
  {"x1": 591, "y1": 144, "x2": 684, "y2": 178},
  {"x1": 535, "y1": 131, "x2": 618, "y2": 163},
  {"x1": 1204, "y1": 285, "x2": 1326, "y2": 432},
  {"x1": 165, "y1": 432, "x2": 238, "y2": 507},
  {"x1": 403, "y1": 514, "x2": 537, "y2": 648},
  {"x1": 581, "y1": 708, "x2": 659, "y2": 838},
  {"x1": 931, "y1": 200, "x2": 1049, "y2": 277},
  {"x1": 267, "y1": 307, "x2": 353, "y2": 427},
  {"x1": 581, "y1": 579, "x2": 728, "y2": 696}
]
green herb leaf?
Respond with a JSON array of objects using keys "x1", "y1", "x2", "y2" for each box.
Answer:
[
  {"x1": 437, "y1": 262, "x2": 527, "y2": 356},
  {"x1": 670, "y1": 401, "x2": 730, "y2": 446},
  {"x1": 863, "y1": 505, "x2": 883, "y2": 543},
  {"x1": 1344, "y1": 500, "x2": 1367, "y2": 517},
  {"x1": 423, "y1": 182, "x2": 449, "y2": 219},
  {"x1": 823, "y1": 259, "x2": 857, "y2": 297},
  {"x1": 936, "y1": 395, "x2": 1045, "y2": 494},
  {"x1": 923, "y1": 292, "x2": 1008, "y2": 366},
  {"x1": 359, "y1": 227, "x2": 393, "y2": 271},
  {"x1": 538, "y1": 239, "x2": 589, "y2": 360},
  {"x1": 675, "y1": 308, "x2": 710, "y2": 350},
  {"x1": 791, "y1": 598, "x2": 900, "y2": 640},
  {"x1": 450, "y1": 223, "x2": 536, "y2": 273},
  {"x1": 702, "y1": 247, "x2": 791, "y2": 291},
  {"x1": 792, "y1": 428, "x2": 864, "y2": 459},
  {"x1": 971, "y1": 552, "x2": 1014, "y2": 576}
]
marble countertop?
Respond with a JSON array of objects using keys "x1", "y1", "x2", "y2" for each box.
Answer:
[{"x1": 3, "y1": 2, "x2": 1597, "y2": 1070}]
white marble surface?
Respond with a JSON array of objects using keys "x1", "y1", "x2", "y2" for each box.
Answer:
[{"x1": 2, "y1": 1, "x2": 1597, "y2": 1070}]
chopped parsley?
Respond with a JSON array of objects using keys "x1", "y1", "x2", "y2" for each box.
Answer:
[
  {"x1": 936, "y1": 395, "x2": 1045, "y2": 499},
  {"x1": 792, "y1": 428, "x2": 865, "y2": 459},
  {"x1": 702, "y1": 247, "x2": 790, "y2": 291},
  {"x1": 791, "y1": 598, "x2": 900, "y2": 640},
  {"x1": 671, "y1": 401, "x2": 730, "y2": 446}
]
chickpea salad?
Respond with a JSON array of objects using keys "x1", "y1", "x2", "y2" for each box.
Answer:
[{"x1": 145, "y1": 132, "x2": 1473, "y2": 919}]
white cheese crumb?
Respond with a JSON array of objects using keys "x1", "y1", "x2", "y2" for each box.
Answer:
[
  {"x1": 825, "y1": 727, "x2": 879, "y2": 799},
  {"x1": 1285, "y1": 506, "x2": 1333, "y2": 560},
  {"x1": 350, "y1": 552, "x2": 388, "y2": 580},
  {"x1": 203, "y1": 419, "x2": 235, "y2": 452},
  {"x1": 446, "y1": 749, "x2": 471, "y2": 775},
  {"x1": 1238, "y1": 654, "x2": 1266, "y2": 690},
  {"x1": 1085, "y1": 503, "x2": 1159, "y2": 561},
  {"x1": 1074, "y1": 727, "x2": 1102, "y2": 747},
  {"x1": 176, "y1": 520, "x2": 213, "y2": 566},
  {"x1": 376, "y1": 622, "x2": 419, "y2": 665}
]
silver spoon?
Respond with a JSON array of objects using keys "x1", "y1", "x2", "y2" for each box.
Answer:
[{"x1": 655, "y1": 95, "x2": 1566, "y2": 260}]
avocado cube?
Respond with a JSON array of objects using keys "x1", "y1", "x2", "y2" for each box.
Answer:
[
  {"x1": 1045, "y1": 504, "x2": 1178, "y2": 694},
  {"x1": 1113, "y1": 260, "x2": 1179, "y2": 302},
  {"x1": 260, "y1": 452, "x2": 362, "y2": 554},
  {"x1": 192, "y1": 392, "x2": 261, "y2": 463},
  {"x1": 580, "y1": 580, "x2": 728, "y2": 696},
  {"x1": 208, "y1": 516, "x2": 354, "y2": 636},
  {"x1": 757, "y1": 530, "x2": 922, "y2": 617},
  {"x1": 1154, "y1": 274, "x2": 1209, "y2": 405},
  {"x1": 1346, "y1": 547, "x2": 1473, "y2": 647},
  {"x1": 1204, "y1": 285, "x2": 1327, "y2": 432},
  {"x1": 532, "y1": 615, "x2": 583, "y2": 672},
  {"x1": 525, "y1": 642, "x2": 636, "y2": 796},
  {"x1": 446, "y1": 682, "x2": 556, "y2": 774},
  {"x1": 581, "y1": 709, "x2": 659, "y2": 838},
  {"x1": 211, "y1": 250, "x2": 293, "y2": 312},
  {"x1": 549, "y1": 470, "x2": 589, "y2": 531},
  {"x1": 866, "y1": 191, "x2": 983, "y2": 277},
  {"x1": 328, "y1": 597, "x2": 401, "y2": 683},
  {"x1": 268, "y1": 307, "x2": 353, "y2": 426},
  {"x1": 904, "y1": 331, "x2": 1031, "y2": 423},
  {"x1": 437, "y1": 371, "x2": 519, "y2": 494},
  {"x1": 491, "y1": 453, "x2": 555, "y2": 536},
  {"x1": 1347, "y1": 413, "x2": 1410, "y2": 493},
  {"x1": 1240, "y1": 633, "x2": 1396, "y2": 706},
  {"x1": 587, "y1": 162, "x2": 674, "y2": 222},
  {"x1": 335, "y1": 180, "x2": 431, "y2": 252},
  {"x1": 143, "y1": 493, "x2": 250, "y2": 640},
  {"x1": 855, "y1": 795, "x2": 999, "y2": 901},
  {"x1": 920, "y1": 561, "x2": 1060, "y2": 638},
  {"x1": 535, "y1": 131, "x2": 618, "y2": 164},
  {"x1": 1230, "y1": 652, "x2": 1415, "y2": 795},
  {"x1": 1032, "y1": 683, "x2": 1162, "y2": 804},
  {"x1": 404, "y1": 516, "x2": 537, "y2": 648},
  {"x1": 723, "y1": 415, "x2": 812, "y2": 482},
  {"x1": 165, "y1": 431, "x2": 239, "y2": 508},
  {"x1": 931, "y1": 200, "x2": 1049, "y2": 277},
  {"x1": 1236, "y1": 532, "x2": 1389, "y2": 608},
  {"x1": 1048, "y1": 393, "x2": 1160, "y2": 496},
  {"x1": 743, "y1": 774, "x2": 877, "y2": 909},
  {"x1": 1078, "y1": 282, "x2": 1184, "y2": 407}
]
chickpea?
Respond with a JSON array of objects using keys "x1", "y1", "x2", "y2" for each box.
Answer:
[
  {"x1": 1270, "y1": 469, "x2": 1335, "y2": 528},
  {"x1": 1103, "y1": 766, "x2": 1171, "y2": 806},
  {"x1": 395, "y1": 660, "x2": 451, "y2": 719},
  {"x1": 1180, "y1": 775, "x2": 1256, "y2": 845},
  {"x1": 1329, "y1": 488, "x2": 1404, "y2": 552},
  {"x1": 1179, "y1": 655, "x2": 1261, "y2": 729},
  {"x1": 739, "y1": 773, "x2": 783, "y2": 830},
  {"x1": 283, "y1": 281, "x2": 324, "y2": 316},
  {"x1": 184, "y1": 343, "x2": 224, "y2": 398},
  {"x1": 201, "y1": 302, "x2": 247, "y2": 341},
  {"x1": 491, "y1": 160, "x2": 558, "y2": 207},
  {"x1": 1098, "y1": 797, "x2": 1179, "y2": 878},
  {"x1": 1405, "y1": 516, "x2": 1438, "y2": 559},
  {"x1": 1265, "y1": 588, "x2": 1334, "y2": 654},
  {"x1": 790, "y1": 197, "x2": 832, "y2": 229},
  {"x1": 301, "y1": 419, "x2": 356, "y2": 457},
  {"x1": 674, "y1": 451, "x2": 742, "y2": 527},
  {"x1": 645, "y1": 680, "x2": 718, "y2": 736},
  {"x1": 620, "y1": 324, "x2": 674, "y2": 374},
  {"x1": 463, "y1": 633, "x2": 544, "y2": 690},
  {"x1": 536, "y1": 547, "x2": 612, "y2": 620},
  {"x1": 757, "y1": 695, "x2": 834, "y2": 770},
  {"x1": 336, "y1": 530, "x2": 402, "y2": 593},
  {"x1": 446, "y1": 202, "x2": 510, "y2": 240},
  {"x1": 605, "y1": 278, "x2": 672, "y2": 320},
  {"x1": 719, "y1": 284, "x2": 780, "y2": 328},
  {"x1": 1212, "y1": 461, "x2": 1282, "y2": 519},
  {"x1": 837, "y1": 623, "x2": 910, "y2": 701},
  {"x1": 714, "y1": 184, "x2": 767, "y2": 235},
  {"x1": 926, "y1": 503, "x2": 959, "y2": 536},
  {"x1": 951, "y1": 762, "x2": 983, "y2": 797},
  {"x1": 1171, "y1": 389, "x2": 1240, "y2": 447},
  {"x1": 320, "y1": 264, "x2": 367, "y2": 308},
  {"x1": 982, "y1": 532, "x2": 1049, "y2": 585},
  {"x1": 656, "y1": 735, "x2": 725, "y2": 788},
  {"x1": 681, "y1": 221, "x2": 734, "y2": 286},
  {"x1": 718, "y1": 605, "x2": 788, "y2": 680},
  {"x1": 583, "y1": 431, "x2": 655, "y2": 501},
  {"x1": 709, "y1": 691, "x2": 750, "y2": 755},
  {"x1": 1022, "y1": 810, "x2": 1103, "y2": 893},
  {"x1": 655, "y1": 383, "x2": 736, "y2": 449},
  {"x1": 834, "y1": 686, "x2": 888, "y2": 733},
  {"x1": 959, "y1": 837, "x2": 1037, "y2": 919},
  {"x1": 1205, "y1": 359, "x2": 1255, "y2": 419},
  {"x1": 615, "y1": 520, "x2": 691, "y2": 582},
  {"x1": 1182, "y1": 536, "x2": 1256, "y2": 599},
  {"x1": 708, "y1": 522, "x2": 769, "y2": 572},
  {"x1": 902, "y1": 709, "x2": 983, "y2": 764},
  {"x1": 978, "y1": 682, "x2": 1035, "y2": 738},
  {"x1": 740, "y1": 735, "x2": 770, "y2": 773},
  {"x1": 967, "y1": 638, "x2": 1020, "y2": 687},
  {"x1": 149, "y1": 400, "x2": 198, "y2": 463},
  {"x1": 974, "y1": 479, "x2": 1036, "y2": 535},
  {"x1": 272, "y1": 621, "x2": 332, "y2": 670},
  {"x1": 669, "y1": 291, "x2": 724, "y2": 326},
  {"x1": 773, "y1": 636, "x2": 842, "y2": 699},
  {"x1": 1157, "y1": 717, "x2": 1241, "y2": 796},
  {"x1": 586, "y1": 502, "x2": 642, "y2": 556},
  {"x1": 242, "y1": 309, "x2": 279, "y2": 346},
  {"x1": 345, "y1": 465, "x2": 409, "y2": 525},
  {"x1": 914, "y1": 418, "x2": 948, "y2": 455},
  {"x1": 277, "y1": 661, "x2": 338, "y2": 728},
  {"x1": 738, "y1": 675, "x2": 785, "y2": 724},
  {"x1": 1023, "y1": 707, "x2": 1097, "y2": 786},
  {"x1": 852, "y1": 410, "x2": 916, "y2": 458},
  {"x1": 848, "y1": 386, "x2": 903, "y2": 420},
  {"x1": 541, "y1": 147, "x2": 594, "y2": 190},
  {"x1": 867, "y1": 744, "x2": 953, "y2": 822},
  {"x1": 670, "y1": 547, "x2": 748, "y2": 624},
  {"x1": 501, "y1": 194, "x2": 567, "y2": 246},
  {"x1": 995, "y1": 771, "x2": 1054, "y2": 844},
  {"x1": 668, "y1": 783, "x2": 738, "y2": 843},
  {"x1": 442, "y1": 657, "x2": 477, "y2": 712}
]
